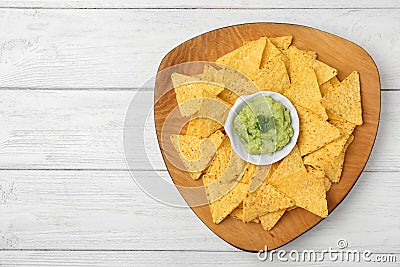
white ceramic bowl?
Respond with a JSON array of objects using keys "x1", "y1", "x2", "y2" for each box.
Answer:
[{"x1": 224, "y1": 91, "x2": 299, "y2": 165}]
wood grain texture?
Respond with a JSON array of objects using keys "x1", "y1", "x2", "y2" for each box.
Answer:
[
  {"x1": 155, "y1": 23, "x2": 380, "y2": 251},
  {"x1": 0, "y1": 170, "x2": 399, "y2": 252},
  {"x1": 0, "y1": 9, "x2": 399, "y2": 89},
  {"x1": 0, "y1": 0, "x2": 399, "y2": 9},
  {"x1": 0, "y1": 90, "x2": 399, "y2": 171},
  {"x1": 0, "y1": 251, "x2": 398, "y2": 266},
  {"x1": 0, "y1": 2, "x2": 397, "y2": 265}
]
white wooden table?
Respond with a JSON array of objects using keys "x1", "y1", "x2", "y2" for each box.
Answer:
[{"x1": 0, "y1": 1, "x2": 399, "y2": 266}]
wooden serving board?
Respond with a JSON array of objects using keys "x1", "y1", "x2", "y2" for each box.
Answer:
[{"x1": 154, "y1": 23, "x2": 380, "y2": 252}]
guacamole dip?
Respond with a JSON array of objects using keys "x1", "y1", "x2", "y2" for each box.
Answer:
[{"x1": 234, "y1": 96, "x2": 293, "y2": 154}]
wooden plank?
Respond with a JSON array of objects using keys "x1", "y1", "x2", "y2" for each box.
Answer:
[
  {"x1": 0, "y1": 90, "x2": 397, "y2": 171},
  {"x1": 0, "y1": 0, "x2": 399, "y2": 9},
  {"x1": 0, "y1": 250, "x2": 398, "y2": 266},
  {"x1": 0, "y1": 9, "x2": 399, "y2": 89},
  {"x1": 0, "y1": 170, "x2": 399, "y2": 252}
]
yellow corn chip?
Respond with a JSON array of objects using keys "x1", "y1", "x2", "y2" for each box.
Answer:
[
  {"x1": 243, "y1": 183, "x2": 294, "y2": 222},
  {"x1": 260, "y1": 37, "x2": 282, "y2": 68},
  {"x1": 216, "y1": 37, "x2": 266, "y2": 80},
  {"x1": 320, "y1": 79, "x2": 335, "y2": 97},
  {"x1": 321, "y1": 71, "x2": 363, "y2": 125},
  {"x1": 326, "y1": 135, "x2": 354, "y2": 183},
  {"x1": 229, "y1": 206, "x2": 260, "y2": 223},
  {"x1": 270, "y1": 171, "x2": 327, "y2": 217},
  {"x1": 186, "y1": 117, "x2": 222, "y2": 138},
  {"x1": 284, "y1": 66, "x2": 327, "y2": 119},
  {"x1": 304, "y1": 134, "x2": 351, "y2": 183},
  {"x1": 240, "y1": 163, "x2": 257, "y2": 184},
  {"x1": 204, "y1": 138, "x2": 232, "y2": 178},
  {"x1": 287, "y1": 46, "x2": 337, "y2": 85},
  {"x1": 217, "y1": 89, "x2": 238, "y2": 106},
  {"x1": 170, "y1": 130, "x2": 225, "y2": 175},
  {"x1": 253, "y1": 54, "x2": 290, "y2": 93},
  {"x1": 324, "y1": 177, "x2": 332, "y2": 192},
  {"x1": 330, "y1": 76, "x2": 341, "y2": 87},
  {"x1": 269, "y1": 36, "x2": 292, "y2": 51},
  {"x1": 296, "y1": 106, "x2": 342, "y2": 156},
  {"x1": 268, "y1": 146, "x2": 306, "y2": 183},
  {"x1": 259, "y1": 210, "x2": 286, "y2": 231},
  {"x1": 208, "y1": 182, "x2": 249, "y2": 224},
  {"x1": 328, "y1": 119, "x2": 356, "y2": 135},
  {"x1": 306, "y1": 165, "x2": 331, "y2": 192}
]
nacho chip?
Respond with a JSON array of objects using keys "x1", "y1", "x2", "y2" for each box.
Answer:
[
  {"x1": 186, "y1": 117, "x2": 222, "y2": 138},
  {"x1": 216, "y1": 37, "x2": 266, "y2": 80},
  {"x1": 218, "y1": 89, "x2": 238, "y2": 106},
  {"x1": 328, "y1": 119, "x2": 356, "y2": 135},
  {"x1": 268, "y1": 146, "x2": 306, "y2": 183},
  {"x1": 240, "y1": 163, "x2": 257, "y2": 184},
  {"x1": 287, "y1": 46, "x2": 337, "y2": 85},
  {"x1": 330, "y1": 76, "x2": 341, "y2": 87},
  {"x1": 304, "y1": 134, "x2": 352, "y2": 183},
  {"x1": 204, "y1": 138, "x2": 232, "y2": 178},
  {"x1": 253, "y1": 54, "x2": 290, "y2": 93},
  {"x1": 260, "y1": 37, "x2": 282, "y2": 68},
  {"x1": 243, "y1": 183, "x2": 294, "y2": 222},
  {"x1": 320, "y1": 79, "x2": 335, "y2": 97},
  {"x1": 326, "y1": 134, "x2": 354, "y2": 183},
  {"x1": 170, "y1": 130, "x2": 225, "y2": 176},
  {"x1": 306, "y1": 165, "x2": 332, "y2": 192},
  {"x1": 259, "y1": 210, "x2": 286, "y2": 231},
  {"x1": 284, "y1": 66, "x2": 327, "y2": 119},
  {"x1": 321, "y1": 71, "x2": 362, "y2": 125},
  {"x1": 270, "y1": 172, "x2": 327, "y2": 217},
  {"x1": 171, "y1": 72, "x2": 200, "y2": 87},
  {"x1": 207, "y1": 182, "x2": 249, "y2": 224},
  {"x1": 296, "y1": 106, "x2": 342, "y2": 156},
  {"x1": 270, "y1": 36, "x2": 292, "y2": 51},
  {"x1": 324, "y1": 177, "x2": 332, "y2": 192},
  {"x1": 229, "y1": 206, "x2": 260, "y2": 223},
  {"x1": 172, "y1": 74, "x2": 224, "y2": 117}
]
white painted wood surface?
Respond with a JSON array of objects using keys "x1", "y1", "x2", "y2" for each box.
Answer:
[
  {"x1": 0, "y1": 8, "x2": 399, "y2": 89},
  {"x1": 0, "y1": 1, "x2": 399, "y2": 266}
]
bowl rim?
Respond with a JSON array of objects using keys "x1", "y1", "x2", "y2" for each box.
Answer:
[{"x1": 224, "y1": 91, "x2": 299, "y2": 165}]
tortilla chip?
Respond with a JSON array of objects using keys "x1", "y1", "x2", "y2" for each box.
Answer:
[
  {"x1": 259, "y1": 210, "x2": 286, "y2": 231},
  {"x1": 216, "y1": 37, "x2": 266, "y2": 80},
  {"x1": 287, "y1": 46, "x2": 337, "y2": 85},
  {"x1": 172, "y1": 74, "x2": 224, "y2": 117},
  {"x1": 320, "y1": 79, "x2": 335, "y2": 97},
  {"x1": 240, "y1": 163, "x2": 257, "y2": 184},
  {"x1": 306, "y1": 166, "x2": 331, "y2": 192},
  {"x1": 171, "y1": 72, "x2": 200, "y2": 87},
  {"x1": 269, "y1": 164, "x2": 328, "y2": 217},
  {"x1": 253, "y1": 54, "x2": 290, "y2": 93},
  {"x1": 270, "y1": 36, "x2": 292, "y2": 51},
  {"x1": 284, "y1": 66, "x2": 327, "y2": 119},
  {"x1": 268, "y1": 146, "x2": 306, "y2": 183},
  {"x1": 243, "y1": 183, "x2": 294, "y2": 222},
  {"x1": 186, "y1": 118, "x2": 222, "y2": 138},
  {"x1": 204, "y1": 138, "x2": 232, "y2": 177},
  {"x1": 217, "y1": 89, "x2": 238, "y2": 106},
  {"x1": 324, "y1": 177, "x2": 332, "y2": 192},
  {"x1": 207, "y1": 182, "x2": 249, "y2": 224},
  {"x1": 296, "y1": 106, "x2": 343, "y2": 156},
  {"x1": 170, "y1": 130, "x2": 225, "y2": 175},
  {"x1": 330, "y1": 76, "x2": 341, "y2": 87},
  {"x1": 321, "y1": 71, "x2": 362, "y2": 125},
  {"x1": 229, "y1": 206, "x2": 260, "y2": 223},
  {"x1": 260, "y1": 37, "x2": 282, "y2": 68},
  {"x1": 328, "y1": 119, "x2": 356, "y2": 135},
  {"x1": 326, "y1": 135, "x2": 354, "y2": 183},
  {"x1": 304, "y1": 134, "x2": 352, "y2": 183}
]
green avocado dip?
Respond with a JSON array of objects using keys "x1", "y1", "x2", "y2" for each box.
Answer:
[{"x1": 234, "y1": 96, "x2": 293, "y2": 154}]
